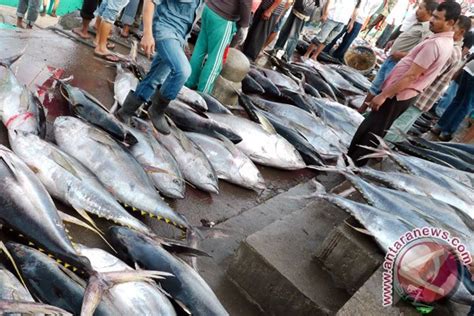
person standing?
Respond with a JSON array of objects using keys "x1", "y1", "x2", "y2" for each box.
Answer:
[
  {"x1": 431, "y1": 58, "x2": 474, "y2": 141},
  {"x1": 242, "y1": 0, "x2": 287, "y2": 61},
  {"x1": 94, "y1": 0, "x2": 131, "y2": 61},
  {"x1": 385, "y1": 15, "x2": 471, "y2": 143},
  {"x1": 347, "y1": 1, "x2": 461, "y2": 166},
  {"x1": 119, "y1": 0, "x2": 141, "y2": 38},
  {"x1": 270, "y1": 0, "x2": 317, "y2": 61},
  {"x1": 303, "y1": 0, "x2": 358, "y2": 61},
  {"x1": 375, "y1": 0, "x2": 409, "y2": 48},
  {"x1": 16, "y1": 0, "x2": 41, "y2": 28},
  {"x1": 116, "y1": 0, "x2": 201, "y2": 134},
  {"x1": 72, "y1": 0, "x2": 101, "y2": 39},
  {"x1": 185, "y1": 0, "x2": 252, "y2": 93},
  {"x1": 324, "y1": 0, "x2": 383, "y2": 62},
  {"x1": 358, "y1": 0, "x2": 437, "y2": 113}
]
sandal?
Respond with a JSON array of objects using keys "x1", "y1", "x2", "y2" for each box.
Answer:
[{"x1": 94, "y1": 52, "x2": 121, "y2": 62}]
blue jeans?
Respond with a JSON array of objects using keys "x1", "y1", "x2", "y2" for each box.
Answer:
[
  {"x1": 434, "y1": 81, "x2": 459, "y2": 117},
  {"x1": 135, "y1": 38, "x2": 191, "y2": 102},
  {"x1": 369, "y1": 56, "x2": 398, "y2": 95},
  {"x1": 120, "y1": 0, "x2": 139, "y2": 26},
  {"x1": 324, "y1": 22, "x2": 363, "y2": 61},
  {"x1": 435, "y1": 71, "x2": 474, "y2": 136},
  {"x1": 96, "y1": 0, "x2": 130, "y2": 23},
  {"x1": 16, "y1": 0, "x2": 41, "y2": 25}
]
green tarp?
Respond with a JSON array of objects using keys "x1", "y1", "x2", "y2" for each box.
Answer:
[{"x1": 0, "y1": 0, "x2": 82, "y2": 15}]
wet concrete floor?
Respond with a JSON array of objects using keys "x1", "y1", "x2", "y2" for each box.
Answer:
[{"x1": 0, "y1": 27, "x2": 323, "y2": 314}]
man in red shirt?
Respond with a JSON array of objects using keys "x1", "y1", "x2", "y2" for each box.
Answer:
[{"x1": 347, "y1": 1, "x2": 461, "y2": 166}]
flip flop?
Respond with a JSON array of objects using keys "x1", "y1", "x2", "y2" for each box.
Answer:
[
  {"x1": 72, "y1": 28, "x2": 91, "y2": 39},
  {"x1": 106, "y1": 42, "x2": 115, "y2": 50},
  {"x1": 94, "y1": 52, "x2": 121, "y2": 62}
]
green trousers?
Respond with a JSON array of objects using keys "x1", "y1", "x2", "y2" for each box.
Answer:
[
  {"x1": 186, "y1": 5, "x2": 237, "y2": 94},
  {"x1": 384, "y1": 105, "x2": 423, "y2": 144}
]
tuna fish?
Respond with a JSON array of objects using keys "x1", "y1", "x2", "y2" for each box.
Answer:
[
  {"x1": 197, "y1": 92, "x2": 232, "y2": 114},
  {"x1": 145, "y1": 120, "x2": 219, "y2": 194},
  {"x1": 10, "y1": 132, "x2": 152, "y2": 233},
  {"x1": 242, "y1": 75, "x2": 265, "y2": 94},
  {"x1": 0, "y1": 54, "x2": 45, "y2": 136},
  {"x1": 76, "y1": 245, "x2": 177, "y2": 316},
  {"x1": 108, "y1": 226, "x2": 229, "y2": 316},
  {"x1": 126, "y1": 119, "x2": 185, "y2": 199},
  {"x1": 248, "y1": 68, "x2": 281, "y2": 97},
  {"x1": 165, "y1": 100, "x2": 242, "y2": 143},
  {"x1": 258, "y1": 67, "x2": 300, "y2": 91},
  {"x1": 61, "y1": 83, "x2": 137, "y2": 145},
  {"x1": 186, "y1": 132, "x2": 265, "y2": 191},
  {"x1": 177, "y1": 86, "x2": 207, "y2": 112},
  {"x1": 329, "y1": 64, "x2": 372, "y2": 92},
  {"x1": 114, "y1": 63, "x2": 138, "y2": 107},
  {"x1": 53, "y1": 116, "x2": 190, "y2": 230},
  {"x1": 207, "y1": 113, "x2": 306, "y2": 170}
]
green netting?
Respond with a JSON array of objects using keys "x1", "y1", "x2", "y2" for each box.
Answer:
[{"x1": 0, "y1": 0, "x2": 82, "y2": 15}]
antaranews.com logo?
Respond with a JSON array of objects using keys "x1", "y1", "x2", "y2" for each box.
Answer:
[{"x1": 382, "y1": 227, "x2": 472, "y2": 309}]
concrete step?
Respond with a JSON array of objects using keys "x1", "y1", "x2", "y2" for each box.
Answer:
[
  {"x1": 336, "y1": 267, "x2": 452, "y2": 316},
  {"x1": 227, "y1": 198, "x2": 350, "y2": 315}
]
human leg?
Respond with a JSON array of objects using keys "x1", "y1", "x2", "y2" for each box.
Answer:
[
  {"x1": 95, "y1": 0, "x2": 129, "y2": 58},
  {"x1": 25, "y1": 0, "x2": 41, "y2": 27},
  {"x1": 195, "y1": 8, "x2": 236, "y2": 93},
  {"x1": 73, "y1": 0, "x2": 99, "y2": 38},
  {"x1": 311, "y1": 21, "x2": 344, "y2": 60},
  {"x1": 120, "y1": 0, "x2": 139, "y2": 37},
  {"x1": 332, "y1": 22, "x2": 362, "y2": 61},
  {"x1": 186, "y1": 5, "x2": 210, "y2": 89},
  {"x1": 434, "y1": 81, "x2": 459, "y2": 117},
  {"x1": 283, "y1": 17, "x2": 305, "y2": 60},
  {"x1": 348, "y1": 97, "x2": 415, "y2": 166},
  {"x1": 16, "y1": 0, "x2": 28, "y2": 28}
]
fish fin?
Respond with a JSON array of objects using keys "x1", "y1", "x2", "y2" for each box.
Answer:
[
  {"x1": 0, "y1": 48, "x2": 26, "y2": 67},
  {"x1": 255, "y1": 111, "x2": 277, "y2": 134},
  {"x1": 81, "y1": 270, "x2": 172, "y2": 315},
  {"x1": 176, "y1": 128, "x2": 195, "y2": 151},
  {"x1": 0, "y1": 242, "x2": 29, "y2": 294},
  {"x1": 160, "y1": 240, "x2": 211, "y2": 257},
  {"x1": 358, "y1": 145, "x2": 391, "y2": 160},
  {"x1": 143, "y1": 165, "x2": 172, "y2": 175},
  {"x1": 344, "y1": 219, "x2": 372, "y2": 236},
  {"x1": 87, "y1": 128, "x2": 118, "y2": 148},
  {"x1": 171, "y1": 298, "x2": 192, "y2": 315},
  {"x1": 215, "y1": 133, "x2": 241, "y2": 155},
  {"x1": 57, "y1": 262, "x2": 88, "y2": 288},
  {"x1": 51, "y1": 150, "x2": 82, "y2": 180},
  {"x1": 110, "y1": 100, "x2": 119, "y2": 114},
  {"x1": 0, "y1": 154, "x2": 22, "y2": 182},
  {"x1": 0, "y1": 300, "x2": 72, "y2": 316},
  {"x1": 58, "y1": 211, "x2": 116, "y2": 253}
]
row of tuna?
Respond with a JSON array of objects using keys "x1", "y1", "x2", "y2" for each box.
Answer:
[
  {"x1": 0, "y1": 53, "x2": 229, "y2": 315},
  {"x1": 311, "y1": 136, "x2": 473, "y2": 307}
]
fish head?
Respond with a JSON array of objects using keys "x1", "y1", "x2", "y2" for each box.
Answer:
[
  {"x1": 167, "y1": 178, "x2": 186, "y2": 199},
  {"x1": 5, "y1": 242, "x2": 53, "y2": 272},
  {"x1": 106, "y1": 226, "x2": 148, "y2": 264},
  {"x1": 53, "y1": 116, "x2": 84, "y2": 139}
]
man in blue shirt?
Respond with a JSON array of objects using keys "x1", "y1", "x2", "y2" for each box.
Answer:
[{"x1": 116, "y1": 0, "x2": 202, "y2": 134}]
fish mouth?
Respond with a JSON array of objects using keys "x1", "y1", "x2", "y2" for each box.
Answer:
[
  {"x1": 165, "y1": 189, "x2": 185, "y2": 199},
  {"x1": 203, "y1": 183, "x2": 219, "y2": 194}
]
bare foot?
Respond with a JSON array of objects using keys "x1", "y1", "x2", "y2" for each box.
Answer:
[
  {"x1": 94, "y1": 48, "x2": 120, "y2": 62},
  {"x1": 93, "y1": 41, "x2": 115, "y2": 49},
  {"x1": 26, "y1": 24, "x2": 33, "y2": 29},
  {"x1": 120, "y1": 27, "x2": 130, "y2": 38},
  {"x1": 72, "y1": 27, "x2": 91, "y2": 39}
]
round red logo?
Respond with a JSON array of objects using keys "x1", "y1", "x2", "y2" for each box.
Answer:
[{"x1": 393, "y1": 238, "x2": 462, "y2": 304}]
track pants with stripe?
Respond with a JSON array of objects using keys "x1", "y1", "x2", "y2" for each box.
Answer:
[{"x1": 186, "y1": 5, "x2": 237, "y2": 94}]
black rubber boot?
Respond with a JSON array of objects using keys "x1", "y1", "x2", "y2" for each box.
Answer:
[
  {"x1": 149, "y1": 91, "x2": 171, "y2": 135},
  {"x1": 116, "y1": 91, "x2": 143, "y2": 124}
]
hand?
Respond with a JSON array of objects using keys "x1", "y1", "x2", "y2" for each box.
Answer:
[
  {"x1": 231, "y1": 27, "x2": 249, "y2": 47},
  {"x1": 384, "y1": 40, "x2": 394, "y2": 52},
  {"x1": 262, "y1": 9, "x2": 273, "y2": 20},
  {"x1": 369, "y1": 94, "x2": 387, "y2": 111},
  {"x1": 141, "y1": 32, "x2": 155, "y2": 59},
  {"x1": 390, "y1": 51, "x2": 405, "y2": 61},
  {"x1": 347, "y1": 22, "x2": 354, "y2": 33},
  {"x1": 321, "y1": 13, "x2": 328, "y2": 22}
]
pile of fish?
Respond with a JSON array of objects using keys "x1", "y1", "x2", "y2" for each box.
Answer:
[
  {"x1": 309, "y1": 136, "x2": 474, "y2": 306},
  {"x1": 0, "y1": 53, "x2": 230, "y2": 315}
]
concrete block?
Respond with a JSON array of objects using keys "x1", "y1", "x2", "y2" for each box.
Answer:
[
  {"x1": 227, "y1": 201, "x2": 350, "y2": 315},
  {"x1": 314, "y1": 221, "x2": 383, "y2": 294},
  {"x1": 220, "y1": 48, "x2": 250, "y2": 82},
  {"x1": 212, "y1": 75, "x2": 240, "y2": 106}
]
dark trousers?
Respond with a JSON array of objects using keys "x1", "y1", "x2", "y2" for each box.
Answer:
[
  {"x1": 348, "y1": 97, "x2": 416, "y2": 166},
  {"x1": 242, "y1": 7, "x2": 280, "y2": 61},
  {"x1": 274, "y1": 12, "x2": 306, "y2": 59},
  {"x1": 324, "y1": 21, "x2": 362, "y2": 61},
  {"x1": 437, "y1": 70, "x2": 474, "y2": 136},
  {"x1": 376, "y1": 23, "x2": 395, "y2": 48},
  {"x1": 81, "y1": 0, "x2": 101, "y2": 20}
]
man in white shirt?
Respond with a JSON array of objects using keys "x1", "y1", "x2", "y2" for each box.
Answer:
[
  {"x1": 303, "y1": 0, "x2": 358, "y2": 60},
  {"x1": 376, "y1": 0, "x2": 410, "y2": 48},
  {"x1": 324, "y1": 0, "x2": 383, "y2": 61}
]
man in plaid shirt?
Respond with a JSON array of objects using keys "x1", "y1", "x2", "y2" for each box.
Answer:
[{"x1": 385, "y1": 15, "x2": 472, "y2": 143}]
